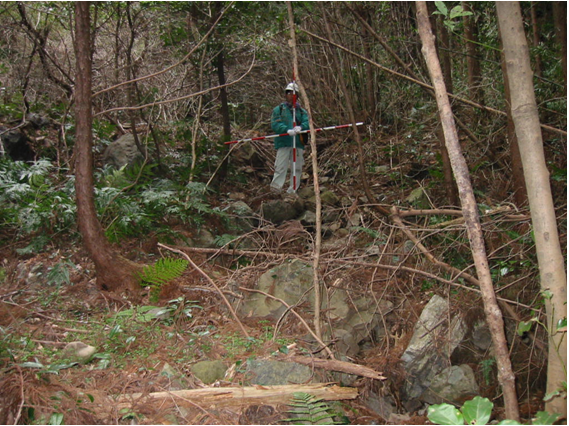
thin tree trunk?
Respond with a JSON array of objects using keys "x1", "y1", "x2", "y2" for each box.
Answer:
[
  {"x1": 497, "y1": 2, "x2": 567, "y2": 418},
  {"x1": 74, "y1": 1, "x2": 142, "y2": 297},
  {"x1": 287, "y1": 1, "x2": 323, "y2": 343},
  {"x1": 552, "y1": 2, "x2": 567, "y2": 94},
  {"x1": 462, "y1": 1, "x2": 482, "y2": 105},
  {"x1": 415, "y1": 2, "x2": 520, "y2": 421},
  {"x1": 321, "y1": 5, "x2": 377, "y2": 213},
  {"x1": 529, "y1": 2, "x2": 543, "y2": 78}
]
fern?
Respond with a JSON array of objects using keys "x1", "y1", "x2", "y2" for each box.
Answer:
[
  {"x1": 284, "y1": 392, "x2": 344, "y2": 425},
  {"x1": 138, "y1": 258, "x2": 189, "y2": 302}
]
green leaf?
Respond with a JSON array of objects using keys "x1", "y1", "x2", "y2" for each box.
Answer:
[
  {"x1": 434, "y1": 1, "x2": 448, "y2": 16},
  {"x1": 556, "y1": 317, "x2": 567, "y2": 332},
  {"x1": 462, "y1": 396, "x2": 493, "y2": 425},
  {"x1": 48, "y1": 413, "x2": 64, "y2": 425},
  {"x1": 428, "y1": 404, "x2": 464, "y2": 425},
  {"x1": 517, "y1": 320, "x2": 533, "y2": 336},
  {"x1": 20, "y1": 361, "x2": 45, "y2": 369},
  {"x1": 449, "y1": 5, "x2": 472, "y2": 19},
  {"x1": 533, "y1": 411, "x2": 560, "y2": 425},
  {"x1": 497, "y1": 420, "x2": 522, "y2": 425}
]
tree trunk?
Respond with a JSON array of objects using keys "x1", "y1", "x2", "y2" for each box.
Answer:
[
  {"x1": 322, "y1": 6, "x2": 376, "y2": 212},
  {"x1": 74, "y1": 2, "x2": 142, "y2": 297},
  {"x1": 496, "y1": 2, "x2": 567, "y2": 418},
  {"x1": 428, "y1": 3, "x2": 459, "y2": 206},
  {"x1": 415, "y1": 2, "x2": 520, "y2": 421},
  {"x1": 529, "y1": 2, "x2": 543, "y2": 78},
  {"x1": 498, "y1": 25, "x2": 528, "y2": 207},
  {"x1": 462, "y1": 1, "x2": 482, "y2": 105},
  {"x1": 552, "y1": 2, "x2": 567, "y2": 94}
]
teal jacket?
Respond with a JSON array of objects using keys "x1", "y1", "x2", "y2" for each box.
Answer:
[{"x1": 271, "y1": 102, "x2": 309, "y2": 150}]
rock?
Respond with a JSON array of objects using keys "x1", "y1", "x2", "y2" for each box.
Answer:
[
  {"x1": 194, "y1": 229, "x2": 216, "y2": 248},
  {"x1": 298, "y1": 210, "x2": 316, "y2": 227},
  {"x1": 224, "y1": 201, "x2": 256, "y2": 232},
  {"x1": 238, "y1": 260, "x2": 314, "y2": 319},
  {"x1": 190, "y1": 360, "x2": 227, "y2": 384},
  {"x1": 26, "y1": 113, "x2": 50, "y2": 128},
  {"x1": 297, "y1": 186, "x2": 315, "y2": 199},
  {"x1": 0, "y1": 127, "x2": 35, "y2": 162},
  {"x1": 367, "y1": 391, "x2": 397, "y2": 420},
  {"x1": 320, "y1": 190, "x2": 340, "y2": 206},
  {"x1": 260, "y1": 199, "x2": 301, "y2": 224},
  {"x1": 405, "y1": 187, "x2": 430, "y2": 209},
  {"x1": 400, "y1": 295, "x2": 467, "y2": 401},
  {"x1": 471, "y1": 321, "x2": 492, "y2": 351},
  {"x1": 160, "y1": 363, "x2": 189, "y2": 390},
  {"x1": 246, "y1": 359, "x2": 313, "y2": 385},
  {"x1": 102, "y1": 133, "x2": 146, "y2": 169},
  {"x1": 62, "y1": 341, "x2": 97, "y2": 364},
  {"x1": 420, "y1": 364, "x2": 480, "y2": 405}
]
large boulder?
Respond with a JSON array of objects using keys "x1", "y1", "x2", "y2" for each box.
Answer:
[
  {"x1": 102, "y1": 133, "x2": 146, "y2": 169},
  {"x1": 400, "y1": 295, "x2": 467, "y2": 405},
  {"x1": 420, "y1": 364, "x2": 480, "y2": 405},
  {"x1": 1, "y1": 127, "x2": 35, "y2": 162}
]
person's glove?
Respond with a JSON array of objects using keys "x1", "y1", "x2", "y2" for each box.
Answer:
[{"x1": 287, "y1": 126, "x2": 302, "y2": 136}]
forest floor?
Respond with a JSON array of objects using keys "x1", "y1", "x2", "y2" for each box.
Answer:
[{"x1": 0, "y1": 128, "x2": 552, "y2": 425}]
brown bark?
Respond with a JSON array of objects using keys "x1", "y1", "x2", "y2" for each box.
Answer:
[
  {"x1": 496, "y1": 2, "x2": 567, "y2": 418},
  {"x1": 74, "y1": 2, "x2": 142, "y2": 297},
  {"x1": 415, "y1": 2, "x2": 520, "y2": 421}
]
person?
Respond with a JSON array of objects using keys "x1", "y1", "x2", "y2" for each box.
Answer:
[{"x1": 269, "y1": 82, "x2": 310, "y2": 194}]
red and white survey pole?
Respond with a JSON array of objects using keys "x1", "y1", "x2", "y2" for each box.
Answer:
[
  {"x1": 291, "y1": 75, "x2": 298, "y2": 191},
  {"x1": 224, "y1": 122, "x2": 365, "y2": 146}
]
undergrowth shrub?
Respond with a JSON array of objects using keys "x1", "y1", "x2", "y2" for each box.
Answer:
[{"x1": 1, "y1": 157, "x2": 226, "y2": 249}]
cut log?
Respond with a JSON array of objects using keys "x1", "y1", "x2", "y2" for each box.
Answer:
[{"x1": 116, "y1": 383, "x2": 357, "y2": 410}]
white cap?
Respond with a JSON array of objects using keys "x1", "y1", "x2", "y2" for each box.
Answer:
[{"x1": 285, "y1": 82, "x2": 299, "y2": 93}]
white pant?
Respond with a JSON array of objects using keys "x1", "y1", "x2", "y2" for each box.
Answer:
[{"x1": 270, "y1": 147, "x2": 304, "y2": 193}]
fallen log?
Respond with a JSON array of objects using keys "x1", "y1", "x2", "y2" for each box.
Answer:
[
  {"x1": 283, "y1": 355, "x2": 386, "y2": 381},
  {"x1": 116, "y1": 383, "x2": 357, "y2": 410}
]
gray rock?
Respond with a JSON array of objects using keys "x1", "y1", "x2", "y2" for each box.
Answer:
[
  {"x1": 61, "y1": 341, "x2": 97, "y2": 364},
  {"x1": 400, "y1": 295, "x2": 466, "y2": 400},
  {"x1": 26, "y1": 113, "x2": 50, "y2": 128},
  {"x1": 471, "y1": 322, "x2": 493, "y2": 351},
  {"x1": 194, "y1": 229, "x2": 216, "y2": 248},
  {"x1": 367, "y1": 391, "x2": 397, "y2": 420},
  {"x1": 102, "y1": 134, "x2": 146, "y2": 169},
  {"x1": 298, "y1": 210, "x2": 316, "y2": 227},
  {"x1": 238, "y1": 260, "x2": 314, "y2": 319},
  {"x1": 246, "y1": 359, "x2": 313, "y2": 385},
  {"x1": 190, "y1": 360, "x2": 227, "y2": 384},
  {"x1": 405, "y1": 187, "x2": 430, "y2": 209},
  {"x1": 320, "y1": 191, "x2": 340, "y2": 206},
  {"x1": 260, "y1": 199, "x2": 300, "y2": 224},
  {"x1": 420, "y1": 364, "x2": 480, "y2": 405},
  {"x1": 225, "y1": 201, "x2": 256, "y2": 232}
]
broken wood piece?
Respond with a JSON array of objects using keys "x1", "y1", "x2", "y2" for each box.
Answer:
[
  {"x1": 115, "y1": 383, "x2": 357, "y2": 410},
  {"x1": 284, "y1": 355, "x2": 386, "y2": 381}
]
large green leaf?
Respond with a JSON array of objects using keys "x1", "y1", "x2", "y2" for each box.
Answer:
[
  {"x1": 462, "y1": 396, "x2": 493, "y2": 425},
  {"x1": 427, "y1": 404, "x2": 464, "y2": 425}
]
